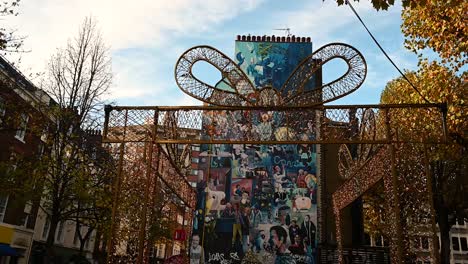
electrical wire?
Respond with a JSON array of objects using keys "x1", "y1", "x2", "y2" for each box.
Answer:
[{"x1": 345, "y1": 0, "x2": 432, "y2": 104}]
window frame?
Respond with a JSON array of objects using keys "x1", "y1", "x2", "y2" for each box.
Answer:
[
  {"x1": 460, "y1": 236, "x2": 468, "y2": 251},
  {"x1": 55, "y1": 221, "x2": 65, "y2": 243},
  {"x1": 42, "y1": 217, "x2": 51, "y2": 240},
  {"x1": 452, "y1": 236, "x2": 460, "y2": 251},
  {"x1": 0, "y1": 195, "x2": 9, "y2": 222},
  {"x1": 15, "y1": 113, "x2": 29, "y2": 142}
]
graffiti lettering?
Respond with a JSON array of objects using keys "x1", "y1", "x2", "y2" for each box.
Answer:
[
  {"x1": 229, "y1": 252, "x2": 240, "y2": 260},
  {"x1": 208, "y1": 252, "x2": 225, "y2": 262},
  {"x1": 273, "y1": 156, "x2": 304, "y2": 167},
  {"x1": 292, "y1": 254, "x2": 309, "y2": 262},
  {"x1": 207, "y1": 252, "x2": 242, "y2": 264}
]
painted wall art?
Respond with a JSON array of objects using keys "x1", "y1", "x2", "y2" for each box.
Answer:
[{"x1": 191, "y1": 40, "x2": 319, "y2": 264}]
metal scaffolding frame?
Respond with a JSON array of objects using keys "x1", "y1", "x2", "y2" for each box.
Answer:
[
  {"x1": 102, "y1": 102, "x2": 447, "y2": 264},
  {"x1": 101, "y1": 42, "x2": 448, "y2": 264}
]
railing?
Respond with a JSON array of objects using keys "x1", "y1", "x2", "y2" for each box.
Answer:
[{"x1": 318, "y1": 246, "x2": 390, "y2": 264}]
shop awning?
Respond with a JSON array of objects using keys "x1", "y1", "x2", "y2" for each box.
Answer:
[{"x1": 0, "y1": 243, "x2": 19, "y2": 256}]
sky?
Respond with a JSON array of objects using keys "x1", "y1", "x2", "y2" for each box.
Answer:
[{"x1": 6, "y1": 0, "x2": 420, "y2": 106}]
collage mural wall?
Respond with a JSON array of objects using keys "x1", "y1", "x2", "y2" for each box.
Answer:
[{"x1": 191, "y1": 41, "x2": 319, "y2": 264}]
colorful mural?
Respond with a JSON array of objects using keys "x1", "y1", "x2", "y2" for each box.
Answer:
[
  {"x1": 191, "y1": 41, "x2": 319, "y2": 264},
  {"x1": 235, "y1": 41, "x2": 312, "y2": 91}
]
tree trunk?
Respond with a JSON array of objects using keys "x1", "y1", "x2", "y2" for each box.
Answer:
[
  {"x1": 438, "y1": 207, "x2": 451, "y2": 264},
  {"x1": 45, "y1": 215, "x2": 59, "y2": 263},
  {"x1": 79, "y1": 227, "x2": 94, "y2": 255}
]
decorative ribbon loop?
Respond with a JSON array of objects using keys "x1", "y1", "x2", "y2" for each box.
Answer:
[{"x1": 175, "y1": 43, "x2": 367, "y2": 107}]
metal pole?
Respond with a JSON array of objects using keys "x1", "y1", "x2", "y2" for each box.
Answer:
[
  {"x1": 201, "y1": 143, "x2": 212, "y2": 248},
  {"x1": 335, "y1": 208, "x2": 344, "y2": 264},
  {"x1": 423, "y1": 144, "x2": 440, "y2": 264},
  {"x1": 106, "y1": 109, "x2": 128, "y2": 263},
  {"x1": 144, "y1": 146, "x2": 161, "y2": 261},
  {"x1": 136, "y1": 110, "x2": 158, "y2": 264},
  {"x1": 385, "y1": 109, "x2": 404, "y2": 263}
]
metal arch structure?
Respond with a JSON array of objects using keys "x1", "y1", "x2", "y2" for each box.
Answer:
[
  {"x1": 334, "y1": 108, "x2": 442, "y2": 264},
  {"x1": 103, "y1": 103, "x2": 447, "y2": 264},
  {"x1": 103, "y1": 108, "x2": 197, "y2": 264},
  {"x1": 175, "y1": 43, "x2": 366, "y2": 107},
  {"x1": 104, "y1": 104, "x2": 447, "y2": 146},
  {"x1": 102, "y1": 41, "x2": 449, "y2": 264}
]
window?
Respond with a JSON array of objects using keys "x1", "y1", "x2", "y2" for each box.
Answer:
[
  {"x1": 460, "y1": 237, "x2": 468, "y2": 251},
  {"x1": 191, "y1": 169, "x2": 198, "y2": 176},
  {"x1": 42, "y1": 217, "x2": 51, "y2": 240},
  {"x1": 457, "y1": 217, "x2": 465, "y2": 226},
  {"x1": 0, "y1": 195, "x2": 9, "y2": 222},
  {"x1": 73, "y1": 229, "x2": 79, "y2": 246},
  {"x1": 84, "y1": 236, "x2": 90, "y2": 250},
  {"x1": 172, "y1": 244, "x2": 180, "y2": 255},
  {"x1": 375, "y1": 235, "x2": 383, "y2": 247},
  {"x1": 421, "y1": 237, "x2": 429, "y2": 250},
  {"x1": 177, "y1": 214, "x2": 183, "y2": 225},
  {"x1": 156, "y1": 243, "x2": 166, "y2": 258},
  {"x1": 452, "y1": 237, "x2": 460, "y2": 251},
  {"x1": 7, "y1": 152, "x2": 17, "y2": 171},
  {"x1": 40, "y1": 126, "x2": 48, "y2": 142},
  {"x1": 55, "y1": 221, "x2": 65, "y2": 243},
  {"x1": 191, "y1": 157, "x2": 199, "y2": 163},
  {"x1": 21, "y1": 214, "x2": 30, "y2": 228},
  {"x1": 191, "y1": 145, "x2": 200, "y2": 151},
  {"x1": 15, "y1": 113, "x2": 29, "y2": 142}
]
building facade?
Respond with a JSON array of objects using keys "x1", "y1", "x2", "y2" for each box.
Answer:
[
  {"x1": 0, "y1": 55, "x2": 51, "y2": 264},
  {"x1": 0, "y1": 55, "x2": 101, "y2": 264}
]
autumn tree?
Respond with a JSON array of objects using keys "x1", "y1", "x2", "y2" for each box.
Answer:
[
  {"x1": 330, "y1": 0, "x2": 429, "y2": 11},
  {"x1": 401, "y1": 0, "x2": 467, "y2": 71},
  {"x1": 36, "y1": 16, "x2": 113, "y2": 259},
  {"x1": 332, "y1": 0, "x2": 467, "y2": 70},
  {"x1": 381, "y1": 61, "x2": 467, "y2": 263},
  {"x1": 71, "y1": 143, "x2": 114, "y2": 255}
]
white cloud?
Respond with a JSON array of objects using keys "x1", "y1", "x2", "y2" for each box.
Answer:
[
  {"x1": 13, "y1": 0, "x2": 265, "y2": 54},
  {"x1": 4, "y1": 0, "x2": 410, "y2": 107},
  {"x1": 6, "y1": 0, "x2": 264, "y2": 104}
]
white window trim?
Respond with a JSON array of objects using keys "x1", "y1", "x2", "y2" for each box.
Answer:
[
  {"x1": 452, "y1": 235, "x2": 461, "y2": 252},
  {"x1": 459, "y1": 236, "x2": 468, "y2": 252},
  {"x1": 21, "y1": 214, "x2": 30, "y2": 228},
  {"x1": 55, "y1": 221, "x2": 65, "y2": 244},
  {"x1": 0, "y1": 195, "x2": 9, "y2": 222},
  {"x1": 15, "y1": 113, "x2": 29, "y2": 142},
  {"x1": 42, "y1": 217, "x2": 51, "y2": 240},
  {"x1": 73, "y1": 228, "x2": 79, "y2": 246}
]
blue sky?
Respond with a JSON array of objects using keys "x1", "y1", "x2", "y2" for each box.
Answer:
[{"x1": 8, "y1": 0, "x2": 419, "y2": 106}]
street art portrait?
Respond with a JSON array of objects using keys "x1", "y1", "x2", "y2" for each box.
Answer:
[{"x1": 192, "y1": 40, "x2": 319, "y2": 264}]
